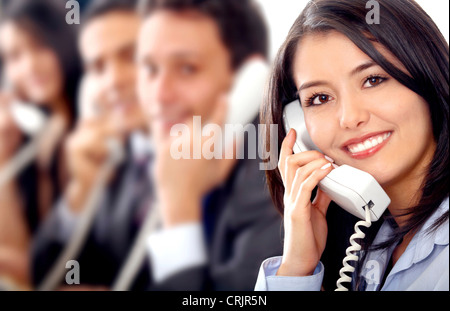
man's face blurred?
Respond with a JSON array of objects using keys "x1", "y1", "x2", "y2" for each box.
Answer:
[
  {"x1": 80, "y1": 11, "x2": 144, "y2": 133},
  {"x1": 137, "y1": 10, "x2": 234, "y2": 142}
]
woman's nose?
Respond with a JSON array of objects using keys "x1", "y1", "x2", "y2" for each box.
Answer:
[{"x1": 338, "y1": 94, "x2": 370, "y2": 130}]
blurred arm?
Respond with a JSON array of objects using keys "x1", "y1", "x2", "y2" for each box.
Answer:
[
  {"x1": 0, "y1": 181, "x2": 29, "y2": 251},
  {"x1": 0, "y1": 181, "x2": 31, "y2": 287},
  {"x1": 146, "y1": 222, "x2": 207, "y2": 285},
  {"x1": 146, "y1": 157, "x2": 284, "y2": 291}
]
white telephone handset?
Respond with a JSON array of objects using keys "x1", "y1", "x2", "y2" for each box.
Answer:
[
  {"x1": 0, "y1": 100, "x2": 48, "y2": 187},
  {"x1": 283, "y1": 100, "x2": 391, "y2": 291},
  {"x1": 227, "y1": 58, "x2": 269, "y2": 126},
  {"x1": 283, "y1": 100, "x2": 390, "y2": 221}
]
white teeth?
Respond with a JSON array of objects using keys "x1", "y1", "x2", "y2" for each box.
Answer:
[
  {"x1": 347, "y1": 132, "x2": 391, "y2": 154},
  {"x1": 357, "y1": 143, "x2": 364, "y2": 151}
]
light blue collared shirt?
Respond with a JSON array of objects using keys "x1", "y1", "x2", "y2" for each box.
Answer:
[{"x1": 255, "y1": 197, "x2": 449, "y2": 291}]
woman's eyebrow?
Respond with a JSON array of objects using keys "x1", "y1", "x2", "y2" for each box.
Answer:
[
  {"x1": 297, "y1": 60, "x2": 379, "y2": 93},
  {"x1": 349, "y1": 60, "x2": 378, "y2": 77},
  {"x1": 297, "y1": 80, "x2": 331, "y2": 93}
]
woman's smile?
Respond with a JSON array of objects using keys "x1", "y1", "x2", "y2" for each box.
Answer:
[{"x1": 341, "y1": 130, "x2": 392, "y2": 159}]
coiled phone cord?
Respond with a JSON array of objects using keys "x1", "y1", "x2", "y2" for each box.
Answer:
[{"x1": 335, "y1": 203, "x2": 372, "y2": 291}]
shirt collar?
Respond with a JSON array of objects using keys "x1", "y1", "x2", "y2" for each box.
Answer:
[
  {"x1": 130, "y1": 131, "x2": 154, "y2": 160},
  {"x1": 410, "y1": 197, "x2": 449, "y2": 264},
  {"x1": 388, "y1": 197, "x2": 449, "y2": 275},
  {"x1": 359, "y1": 197, "x2": 448, "y2": 289}
]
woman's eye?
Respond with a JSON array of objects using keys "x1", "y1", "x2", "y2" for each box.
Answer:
[
  {"x1": 310, "y1": 94, "x2": 332, "y2": 105},
  {"x1": 364, "y1": 76, "x2": 386, "y2": 88}
]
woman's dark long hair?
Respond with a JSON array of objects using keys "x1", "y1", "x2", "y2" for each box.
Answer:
[
  {"x1": 262, "y1": 0, "x2": 449, "y2": 290},
  {"x1": 1, "y1": 0, "x2": 82, "y2": 124}
]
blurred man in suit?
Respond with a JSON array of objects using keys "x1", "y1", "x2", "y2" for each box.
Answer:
[
  {"x1": 137, "y1": 0, "x2": 283, "y2": 290},
  {"x1": 31, "y1": 0, "x2": 153, "y2": 290}
]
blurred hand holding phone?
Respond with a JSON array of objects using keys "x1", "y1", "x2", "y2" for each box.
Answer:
[
  {"x1": 154, "y1": 58, "x2": 270, "y2": 227},
  {"x1": 65, "y1": 75, "x2": 125, "y2": 213},
  {"x1": 37, "y1": 76, "x2": 125, "y2": 291},
  {"x1": 0, "y1": 86, "x2": 48, "y2": 187}
]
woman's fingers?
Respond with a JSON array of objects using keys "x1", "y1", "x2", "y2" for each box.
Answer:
[
  {"x1": 312, "y1": 188, "x2": 332, "y2": 216},
  {"x1": 293, "y1": 162, "x2": 333, "y2": 219},
  {"x1": 283, "y1": 158, "x2": 332, "y2": 220},
  {"x1": 278, "y1": 129, "x2": 296, "y2": 183},
  {"x1": 289, "y1": 157, "x2": 330, "y2": 197},
  {"x1": 283, "y1": 152, "x2": 327, "y2": 196}
]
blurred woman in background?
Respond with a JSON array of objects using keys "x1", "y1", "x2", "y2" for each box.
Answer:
[{"x1": 0, "y1": 0, "x2": 81, "y2": 287}]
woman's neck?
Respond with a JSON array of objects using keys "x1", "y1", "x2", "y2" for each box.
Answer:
[{"x1": 383, "y1": 142, "x2": 436, "y2": 228}]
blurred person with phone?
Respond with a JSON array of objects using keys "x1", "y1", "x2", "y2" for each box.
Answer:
[
  {"x1": 136, "y1": 0, "x2": 283, "y2": 290},
  {"x1": 0, "y1": 0, "x2": 81, "y2": 287},
  {"x1": 31, "y1": 0, "x2": 153, "y2": 290}
]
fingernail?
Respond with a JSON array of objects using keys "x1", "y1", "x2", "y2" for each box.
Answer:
[
  {"x1": 324, "y1": 155, "x2": 334, "y2": 163},
  {"x1": 321, "y1": 163, "x2": 332, "y2": 170}
]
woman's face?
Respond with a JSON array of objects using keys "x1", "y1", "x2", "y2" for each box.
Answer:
[
  {"x1": 0, "y1": 21, "x2": 63, "y2": 106},
  {"x1": 292, "y1": 31, "x2": 436, "y2": 187}
]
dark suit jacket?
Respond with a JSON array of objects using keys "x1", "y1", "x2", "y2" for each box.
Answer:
[
  {"x1": 31, "y1": 129, "x2": 284, "y2": 291},
  {"x1": 150, "y1": 146, "x2": 284, "y2": 291}
]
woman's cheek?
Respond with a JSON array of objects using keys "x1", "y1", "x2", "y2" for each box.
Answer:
[
  {"x1": 306, "y1": 115, "x2": 336, "y2": 154},
  {"x1": 34, "y1": 52, "x2": 63, "y2": 102}
]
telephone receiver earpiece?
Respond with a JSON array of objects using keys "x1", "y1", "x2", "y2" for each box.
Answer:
[
  {"x1": 197, "y1": 57, "x2": 269, "y2": 151},
  {"x1": 0, "y1": 76, "x2": 50, "y2": 186},
  {"x1": 227, "y1": 58, "x2": 269, "y2": 126},
  {"x1": 0, "y1": 101, "x2": 49, "y2": 188},
  {"x1": 282, "y1": 100, "x2": 390, "y2": 221},
  {"x1": 10, "y1": 101, "x2": 48, "y2": 136}
]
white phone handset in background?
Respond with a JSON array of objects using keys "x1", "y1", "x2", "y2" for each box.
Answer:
[
  {"x1": 283, "y1": 100, "x2": 390, "y2": 221},
  {"x1": 10, "y1": 101, "x2": 48, "y2": 136},
  {"x1": 78, "y1": 74, "x2": 98, "y2": 121},
  {"x1": 0, "y1": 73, "x2": 50, "y2": 186},
  {"x1": 0, "y1": 99, "x2": 49, "y2": 187},
  {"x1": 226, "y1": 58, "x2": 270, "y2": 126},
  {"x1": 2, "y1": 76, "x2": 48, "y2": 136}
]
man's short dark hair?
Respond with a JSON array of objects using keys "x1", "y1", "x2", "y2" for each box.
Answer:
[
  {"x1": 82, "y1": 0, "x2": 138, "y2": 25},
  {"x1": 141, "y1": 0, "x2": 269, "y2": 69}
]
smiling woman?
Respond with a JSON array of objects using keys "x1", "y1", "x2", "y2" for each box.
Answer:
[{"x1": 256, "y1": 0, "x2": 449, "y2": 291}]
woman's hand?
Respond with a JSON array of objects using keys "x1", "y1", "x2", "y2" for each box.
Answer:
[{"x1": 277, "y1": 129, "x2": 334, "y2": 277}]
